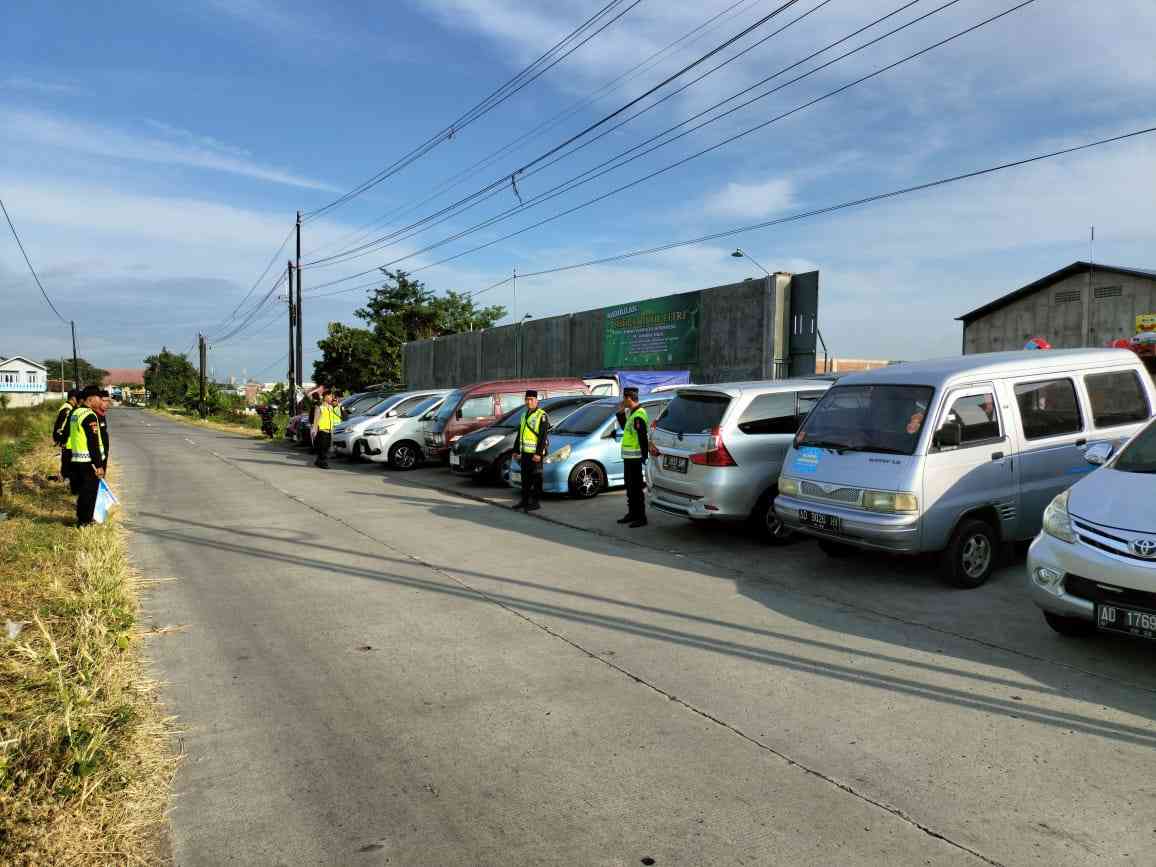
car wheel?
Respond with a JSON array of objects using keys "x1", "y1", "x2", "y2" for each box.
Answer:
[
  {"x1": 940, "y1": 518, "x2": 997, "y2": 588},
  {"x1": 818, "y1": 539, "x2": 855, "y2": 558},
  {"x1": 568, "y1": 461, "x2": 605, "y2": 499},
  {"x1": 351, "y1": 441, "x2": 366, "y2": 462},
  {"x1": 495, "y1": 452, "x2": 512, "y2": 483},
  {"x1": 388, "y1": 440, "x2": 421, "y2": 470},
  {"x1": 1043, "y1": 611, "x2": 1095, "y2": 637},
  {"x1": 751, "y1": 490, "x2": 793, "y2": 545}
]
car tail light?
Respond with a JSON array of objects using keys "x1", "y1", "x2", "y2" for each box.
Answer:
[{"x1": 690, "y1": 427, "x2": 737, "y2": 467}]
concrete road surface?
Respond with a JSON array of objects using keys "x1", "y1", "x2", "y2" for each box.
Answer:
[{"x1": 116, "y1": 409, "x2": 1156, "y2": 866}]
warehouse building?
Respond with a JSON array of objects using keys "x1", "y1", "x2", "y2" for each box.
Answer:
[{"x1": 959, "y1": 261, "x2": 1156, "y2": 353}]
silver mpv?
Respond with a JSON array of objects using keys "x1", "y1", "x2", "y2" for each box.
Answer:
[
  {"x1": 647, "y1": 379, "x2": 832, "y2": 542},
  {"x1": 775, "y1": 349, "x2": 1156, "y2": 587}
]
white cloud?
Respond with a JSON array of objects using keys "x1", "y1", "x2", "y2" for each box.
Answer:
[
  {"x1": 1, "y1": 108, "x2": 338, "y2": 191},
  {"x1": 2, "y1": 76, "x2": 81, "y2": 95},
  {"x1": 704, "y1": 177, "x2": 794, "y2": 219}
]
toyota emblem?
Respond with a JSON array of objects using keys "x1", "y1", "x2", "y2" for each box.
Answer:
[{"x1": 1131, "y1": 539, "x2": 1156, "y2": 560}]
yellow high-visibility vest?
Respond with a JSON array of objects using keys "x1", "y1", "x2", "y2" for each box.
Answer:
[
  {"x1": 620, "y1": 405, "x2": 649, "y2": 459},
  {"x1": 519, "y1": 408, "x2": 546, "y2": 453},
  {"x1": 67, "y1": 407, "x2": 105, "y2": 463},
  {"x1": 316, "y1": 403, "x2": 342, "y2": 432}
]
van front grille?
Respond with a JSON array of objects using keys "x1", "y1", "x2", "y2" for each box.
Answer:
[{"x1": 800, "y1": 481, "x2": 862, "y2": 505}]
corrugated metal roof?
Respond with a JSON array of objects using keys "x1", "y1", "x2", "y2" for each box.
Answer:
[{"x1": 957, "y1": 262, "x2": 1156, "y2": 324}]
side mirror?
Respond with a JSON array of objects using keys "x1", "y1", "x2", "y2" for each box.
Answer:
[
  {"x1": 934, "y1": 421, "x2": 962, "y2": 449},
  {"x1": 1084, "y1": 441, "x2": 1114, "y2": 466}
]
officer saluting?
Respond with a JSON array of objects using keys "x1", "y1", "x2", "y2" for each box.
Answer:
[
  {"x1": 513, "y1": 389, "x2": 550, "y2": 512},
  {"x1": 616, "y1": 386, "x2": 650, "y2": 528},
  {"x1": 52, "y1": 388, "x2": 79, "y2": 483},
  {"x1": 314, "y1": 390, "x2": 342, "y2": 469},
  {"x1": 67, "y1": 385, "x2": 108, "y2": 527}
]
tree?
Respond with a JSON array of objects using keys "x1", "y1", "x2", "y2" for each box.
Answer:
[
  {"x1": 260, "y1": 383, "x2": 292, "y2": 414},
  {"x1": 42, "y1": 357, "x2": 109, "y2": 388},
  {"x1": 143, "y1": 348, "x2": 198, "y2": 406},
  {"x1": 314, "y1": 270, "x2": 506, "y2": 388}
]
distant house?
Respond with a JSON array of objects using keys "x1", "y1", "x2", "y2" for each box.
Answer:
[
  {"x1": 0, "y1": 355, "x2": 49, "y2": 407},
  {"x1": 102, "y1": 368, "x2": 147, "y2": 402}
]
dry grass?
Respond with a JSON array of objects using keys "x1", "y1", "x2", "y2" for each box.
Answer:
[
  {"x1": 0, "y1": 408, "x2": 175, "y2": 864},
  {"x1": 143, "y1": 406, "x2": 278, "y2": 439}
]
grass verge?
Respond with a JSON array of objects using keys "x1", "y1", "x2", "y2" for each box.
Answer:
[
  {"x1": 145, "y1": 405, "x2": 288, "y2": 439},
  {"x1": 0, "y1": 406, "x2": 174, "y2": 864}
]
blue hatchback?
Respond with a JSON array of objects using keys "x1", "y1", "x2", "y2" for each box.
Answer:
[{"x1": 510, "y1": 395, "x2": 672, "y2": 498}]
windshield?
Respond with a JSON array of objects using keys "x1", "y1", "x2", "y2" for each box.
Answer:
[
  {"x1": 405, "y1": 395, "x2": 443, "y2": 418},
  {"x1": 1114, "y1": 421, "x2": 1156, "y2": 474},
  {"x1": 659, "y1": 393, "x2": 730, "y2": 435},
  {"x1": 496, "y1": 406, "x2": 526, "y2": 428},
  {"x1": 798, "y1": 384, "x2": 935, "y2": 456},
  {"x1": 434, "y1": 389, "x2": 464, "y2": 424},
  {"x1": 364, "y1": 397, "x2": 400, "y2": 417},
  {"x1": 556, "y1": 403, "x2": 617, "y2": 435}
]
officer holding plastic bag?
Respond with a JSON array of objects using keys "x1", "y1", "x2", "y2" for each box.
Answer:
[{"x1": 67, "y1": 385, "x2": 108, "y2": 527}]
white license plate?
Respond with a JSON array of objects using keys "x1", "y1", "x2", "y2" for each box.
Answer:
[
  {"x1": 662, "y1": 454, "x2": 688, "y2": 473},
  {"x1": 449, "y1": 454, "x2": 460, "y2": 467}
]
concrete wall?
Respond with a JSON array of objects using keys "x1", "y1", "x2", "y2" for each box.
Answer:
[
  {"x1": 964, "y1": 271, "x2": 1156, "y2": 353},
  {"x1": 404, "y1": 272, "x2": 818, "y2": 387}
]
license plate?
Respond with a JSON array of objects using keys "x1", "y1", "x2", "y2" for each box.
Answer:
[
  {"x1": 1096, "y1": 603, "x2": 1156, "y2": 640},
  {"x1": 662, "y1": 454, "x2": 688, "y2": 473},
  {"x1": 799, "y1": 508, "x2": 841, "y2": 534},
  {"x1": 449, "y1": 454, "x2": 460, "y2": 468}
]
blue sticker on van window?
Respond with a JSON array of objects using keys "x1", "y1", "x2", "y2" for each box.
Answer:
[
  {"x1": 793, "y1": 447, "x2": 822, "y2": 474},
  {"x1": 1066, "y1": 465, "x2": 1093, "y2": 475}
]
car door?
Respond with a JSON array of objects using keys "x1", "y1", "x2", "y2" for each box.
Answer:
[
  {"x1": 921, "y1": 384, "x2": 1019, "y2": 549},
  {"x1": 1009, "y1": 374, "x2": 1089, "y2": 535}
]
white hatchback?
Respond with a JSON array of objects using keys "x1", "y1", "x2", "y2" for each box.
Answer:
[{"x1": 363, "y1": 393, "x2": 450, "y2": 470}]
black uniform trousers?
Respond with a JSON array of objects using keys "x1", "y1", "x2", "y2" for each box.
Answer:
[
  {"x1": 314, "y1": 431, "x2": 332, "y2": 467},
  {"x1": 624, "y1": 458, "x2": 646, "y2": 520},
  {"x1": 74, "y1": 464, "x2": 101, "y2": 527},
  {"x1": 520, "y1": 452, "x2": 543, "y2": 507}
]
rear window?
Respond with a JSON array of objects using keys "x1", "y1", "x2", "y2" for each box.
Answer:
[
  {"x1": 1084, "y1": 370, "x2": 1150, "y2": 428},
  {"x1": 658, "y1": 393, "x2": 730, "y2": 435},
  {"x1": 555, "y1": 403, "x2": 617, "y2": 435}
]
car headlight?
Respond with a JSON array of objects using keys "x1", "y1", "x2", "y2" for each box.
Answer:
[
  {"x1": 544, "y1": 444, "x2": 572, "y2": 464},
  {"x1": 476, "y1": 434, "x2": 506, "y2": 451},
  {"x1": 365, "y1": 425, "x2": 391, "y2": 436},
  {"x1": 778, "y1": 476, "x2": 800, "y2": 497},
  {"x1": 862, "y1": 490, "x2": 919, "y2": 514},
  {"x1": 1042, "y1": 489, "x2": 1075, "y2": 543}
]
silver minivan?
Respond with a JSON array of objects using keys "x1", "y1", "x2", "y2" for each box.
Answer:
[
  {"x1": 775, "y1": 349, "x2": 1156, "y2": 587},
  {"x1": 647, "y1": 379, "x2": 833, "y2": 542}
]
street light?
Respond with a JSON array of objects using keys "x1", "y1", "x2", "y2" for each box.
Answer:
[
  {"x1": 516, "y1": 313, "x2": 532, "y2": 377},
  {"x1": 731, "y1": 247, "x2": 772, "y2": 279}
]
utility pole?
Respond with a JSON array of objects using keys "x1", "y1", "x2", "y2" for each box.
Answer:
[
  {"x1": 70, "y1": 320, "x2": 79, "y2": 386},
  {"x1": 512, "y1": 266, "x2": 518, "y2": 377},
  {"x1": 295, "y1": 211, "x2": 304, "y2": 398},
  {"x1": 198, "y1": 333, "x2": 207, "y2": 419},
  {"x1": 287, "y1": 261, "x2": 297, "y2": 415}
]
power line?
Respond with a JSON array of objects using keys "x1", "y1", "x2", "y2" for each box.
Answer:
[
  {"x1": 301, "y1": 0, "x2": 643, "y2": 223},
  {"x1": 460, "y1": 125, "x2": 1156, "y2": 292},
  {"x1": 0, "y1": 196, "x2": 68, "y2": 324}
]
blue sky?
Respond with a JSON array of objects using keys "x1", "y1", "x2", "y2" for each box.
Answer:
[{"x1": 3, "y1": 0, "x2": 1155, "y2": 381}]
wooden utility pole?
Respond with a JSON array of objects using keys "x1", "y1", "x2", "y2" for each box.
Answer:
[
  {"x1": 198, "y1": 334, "x2": 207, "y2": 419},
  {"x1": 287, "y1": 261, "x2": 297, "y2": 415},
  {"x1": 295, "y1": 211, "x2": 304, "y2": 397},
  {"x1": 70, "y1": 320, "x2": 80, "y2": 387}
]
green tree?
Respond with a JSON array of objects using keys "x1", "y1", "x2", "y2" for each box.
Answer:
[
  {"x1": 143, "y1": 348, "x2": 198, "y2": 406},
  {"x1": 260, "y1": 382, "x2": 292, "y2": 414},
  {"x1": 42, "y1": 357, "x2": 109, "y2": 388},
  {"x1": 314, "y1": 270, "x2": 506, "y2": 388}
]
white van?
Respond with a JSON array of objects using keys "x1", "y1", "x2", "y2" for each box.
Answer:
[{"x1": 775, "y1": 350, "x2": 1156, "y2": 587}]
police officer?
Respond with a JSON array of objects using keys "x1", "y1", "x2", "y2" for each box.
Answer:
[
  {"x1": 513, "y1": 389, "x2": 549, "y2": 512},
  {"x1": 95, "y1": 389, "x2": 111, "y2": 463},
  {"x1": 616, "y1": 387, "x2": 650, "y2": 528},
  {"x1": 67, "y1": 385, "x2": 107, "y2": 527},
  {"x1": 314, "y1": 390, "x2": 342, "y2": 469},
  {"x1": 52, "y1": 388, "x2": 79, "y2": 482}
]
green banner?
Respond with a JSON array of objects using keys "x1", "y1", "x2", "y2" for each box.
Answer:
[{"x1": 603, "y1": 292, "x2": 701, "y2": 367}]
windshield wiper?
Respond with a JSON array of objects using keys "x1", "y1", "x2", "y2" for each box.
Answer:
[{"x1": 840, "y1": 445, "x2": 910, "y2": 456}]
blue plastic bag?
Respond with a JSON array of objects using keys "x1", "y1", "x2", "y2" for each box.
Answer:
[{"x1": 93, "y1": 479, "x2": 119, "y2": 524}]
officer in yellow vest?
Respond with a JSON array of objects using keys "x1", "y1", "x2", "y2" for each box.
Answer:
[
  {"x1": 52, "y1": 388, "x2": 79, "y2": 483},
  {"x1": 314, "y1": 390, "x2": 343, "y2": 469},
  {"x1": 615, "y1": 387, "x2": 650, "y2": 528},
  {"x1": 513, "y1": 389, "x2": 550, "y2": 512},
  {"x1": 67, "y1": 385, "x2": 108, "y2": 527}
]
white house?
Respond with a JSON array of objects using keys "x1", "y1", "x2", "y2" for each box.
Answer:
[{"x1": 0, "y1": 355, "x2": 49, "y2": 407}]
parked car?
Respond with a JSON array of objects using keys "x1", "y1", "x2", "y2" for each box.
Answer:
[
  {"x1": 333, "y1": 389, "x2": 449, "y2": 461},
  {"x1": 363, "y1": 393, "x2": 450, "y2": 470},
  {"x1": 510, "y1": 394, "x2": 673, "y2": 498},
  {"x1": 582, "y1": 371, "x2": 691, "y2": 397},
  {"x1": 648, "y1": 380, "x2": 832, "y2": 542},
  {"x1": 775, "y1": 349, "x2": 1156, "y2": 587},
  {"x1": 451, "y1": 395, "x2": 601, "y2": 482},
  {"x1": 285, "y1": 412, "x2": 309, "y2": 444},
  {"x1": 1028, "y1": 416, "x2": 1156, "y2": 639},
  {"x1": 284, "y1": 391, "x2": 388, "y2": 446},
  {"x1": 423, "y1": 378, "x2": 590, "y2": 462}
]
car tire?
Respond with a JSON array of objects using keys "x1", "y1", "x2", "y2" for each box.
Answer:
[
  {"x1": 1043, "y1": 611, "x2": 1095, "y2": 637},
  {"x1": 351, "y1": 441, "x2": 366, "y2": 462},
  {"x1": 940, "y1": 518, "x2": 997, "y2": 588},
  {"x1": 388, "y1": 441, "x2": 421, "y2": 470},
  {"x1": 818, "y1": 539, "x2": 855, "y2": 558},
  {"x1": 494, "y1": 452, "x2": 512, "y2": 484},
  {"x1": 568, "y1": 461, "x2": 605, "y2": 499},
  {"x1": 751, "y1": 490, "x2": 793, "y2": 545}
]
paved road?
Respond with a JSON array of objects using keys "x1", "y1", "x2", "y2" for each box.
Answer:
[{"x1": 116, "y1": 409, "x2": 1156, "y2": 866}]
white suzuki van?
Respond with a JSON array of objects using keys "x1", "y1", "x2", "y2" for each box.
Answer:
[{"x1": 775, "y1": 349, "x2": 1155, "y2": 587}]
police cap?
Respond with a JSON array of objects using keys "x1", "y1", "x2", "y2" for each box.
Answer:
[
  {"x1": 525, "y1": 389, "x2": 538, "y2": 398},
  {"x1": 623, "y1": 386, "x2": 640, "y2": 400},
  {"x1": 79, "y1": 385, "x2": 103, "y2": 400}
]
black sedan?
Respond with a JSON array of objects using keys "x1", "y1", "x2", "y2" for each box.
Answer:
[{"x1": 449, "y1": 395, "x2": 601, "y2": 482}]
